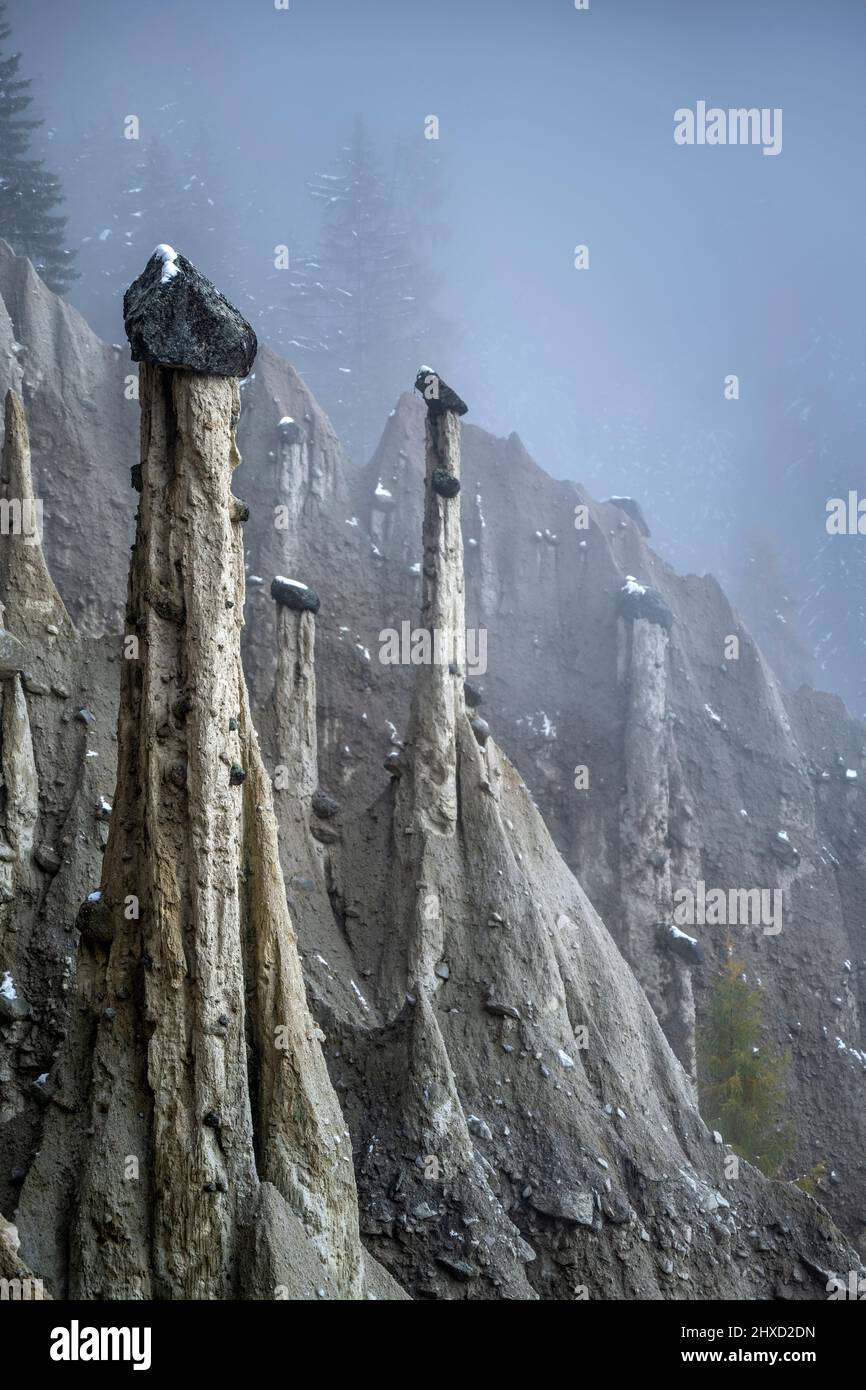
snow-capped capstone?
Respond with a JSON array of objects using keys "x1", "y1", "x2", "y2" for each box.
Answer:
[
  {"x1": 76, "y1": 892, "x2": 114, "y2": 945},
  {"x1": 606, "y1": 495, "x2": 651, "y2": 537},
  {"x1": 277, "y1": 415, "x2": 305, "y2": 445},
  {"x1": 414, "y1": 368, "x2": 469, "y2": 416},
  {"x1": 662, "y1": 923, "x2": 704, "y2": 967},
  {"x1": 123, "y1": 247, "x2": 257, "y2": 377},
  {"x1": 617, "y1": 575, "x2": 674, "y2": 630},
  {"x1": 771, "y1": 830, "x2": 800, "y2": 868},
  {"x1": 271, "y1": 576, "x2": 321, "y2": 615}
]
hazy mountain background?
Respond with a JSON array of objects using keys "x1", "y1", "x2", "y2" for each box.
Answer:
[{"x1": 3, "y1": 0, "x2": 864, "y2": 712}]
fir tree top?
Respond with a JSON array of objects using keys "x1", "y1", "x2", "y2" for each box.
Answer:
[{"x1": 0, "y1": 1, "x2": 77, "y2": 293}]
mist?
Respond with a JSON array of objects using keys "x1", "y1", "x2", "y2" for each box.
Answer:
[{"x1": 6, "y1": 0, "x2": 865, "y2": 709}]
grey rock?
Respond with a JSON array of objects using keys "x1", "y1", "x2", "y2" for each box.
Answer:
[
  {"x1": 470, "y1": 716, "x2": 490, "y2": 746},
  {"x1": 617, "y1": 581, "x2": 674, "y2": 631},
  {"x1": 277, "y1": 416, "x2": 306, "y2": 446},
  {"x1": 271, "y1": 576, "x2": 321, "y2": 614},
  {"x1": 124, "y1": 248, "x2": 257, "y2": 378},
  {"x1": 529, "y1": 1187, "x2": 595, "y2": 1226},
  {"x1": 76, "y1": 895, "x2": 113, "y2": 945},
  {"x1": 771, "y1": 833, "x2": 800, "y2": 868},
  {"x1": 0, "y1": 629, "x2": 26, "y2": 674},
  {"x1": 414, "y1": 369, "x2": 468, "y2": 416},
  {"x1": 34, "y1": 844, "x2": 62, "y2": 874},
  {"x1": 311, "y1": 790, "x2": 340, "y2": 821},
  {"x1": 662, "y1": 923, "x2": 704, "y2": 967},
  {"x1": 436, "y1": 1256, "x2": 478, "y2": 1281},
  {"x1": 22, "y1": 674, "x2": 49, "y2": 695},
  {"x1": 467, "y1": 1114, "x2": 493, "y2": 1141},
  {"x1": 310, "y1": 823, "x2": 339, "y2": 845},
  {"x1": 484, "y1": 997, "x2": 520, "y2": 1020},
  {"x1": 0, "y1": 990, "x2": 30, "y2": 1023},
  {"x1": 431, "y1": 468, "x2": 460, "y2": 499}
]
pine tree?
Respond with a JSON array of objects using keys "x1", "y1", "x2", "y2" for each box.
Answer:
[
  {"x1": 77, "y1": 122, "x2": 253, "y2": 340},
  {"x1": 278, "y1": 117, "x2": 448, "y2": 463},
  {"x1": 698, "y1": 952, "x2": 793, "y2": 1175},
  {"x1": 0, "y1": 1, "x2": 76, "y2": 292}
]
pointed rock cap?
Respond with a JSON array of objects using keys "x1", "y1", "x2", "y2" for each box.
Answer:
[
  {"x1": 123, "y1": 245, "x2": 257, "y2": 377},
  {"x1": 414, "y1": 367, "x2": 468, "y2": 416},
  {"x1": 271, "y1": 575, "x2": 321, "y2": 615},
  {"x1": 606, "y1": 495, "x2": 651, "y2": 538},
  {"x1": 617, "y1": 575, "x2": 674, "y2": 631}
]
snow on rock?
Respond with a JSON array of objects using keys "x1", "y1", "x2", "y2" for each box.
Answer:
[
  {"x1": 350, "y1": 980, "x2": 370, "y2": 1013},
  {"x1": 153, "y1": 243, "x2": 180, "y2": 285},
  {"x1": 0, "y1": 971, "x2": 17, "y2": 1000}
]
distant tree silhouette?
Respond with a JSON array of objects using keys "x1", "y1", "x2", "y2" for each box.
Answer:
[
  {"x1": 0, "y1": 1, "x2": 77, "y2": 292},
  {"x1": 276, "y1": 117, "x2": 450, "y2": 463}
]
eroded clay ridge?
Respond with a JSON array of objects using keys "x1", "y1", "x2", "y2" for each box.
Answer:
[{"x1": 322, "y1": 368, "x2": 862, "y2": 1299}]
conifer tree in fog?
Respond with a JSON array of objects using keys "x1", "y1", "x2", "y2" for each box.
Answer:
[
  {"x1": 0, "y1": 2, "x2": 77, "y2": 292},
  {"x1": 77, "y1": 124, "x2": 255, "y2": 339},
  {"x1": 279, "y1": 117, "x2": 449, "y2": 463}
]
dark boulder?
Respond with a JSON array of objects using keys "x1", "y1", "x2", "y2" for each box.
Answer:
[
  {"x1": 470, "y1": 715, "x2": 490, "y2": 746},
  {"x1": 661, "y1": 923, "x2": 704, "y2": 967},
  {"x1": 617, "y1": 577, "x2": 674, "y2": 631},
  {"x1": 271, "y1": 576, "x2": 321, "y2": 614},
  {"x1": 76, "y1": 893, "x2": 114, "y2": 946},
  {"x1": 770, "y1": 832, "x2": 800, "y2": 868},
  {"x1": 431, "y1": 468, "x2": 460, "y2": 499},
  {"x1": 311, "y1": 790, "x2": 340, "y2": 821},
  {"x1": 414, "y1": 368, "x2": 468, "y2": 416},
  {"x1": 124, "y1": 246, "x2": 257, "y2": 378},
  {"x1": 277, "y1": 416, "x2": 306, "y2": 446}
]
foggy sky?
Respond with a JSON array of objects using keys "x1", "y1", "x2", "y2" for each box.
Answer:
[{"x1": 7, "y1": 0, "x2": 866, "y2": 706}]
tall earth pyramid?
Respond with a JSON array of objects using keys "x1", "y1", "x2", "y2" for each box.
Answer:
[{"x1": 13, "y1": 250, "x2": 403, "y2": 1300}]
